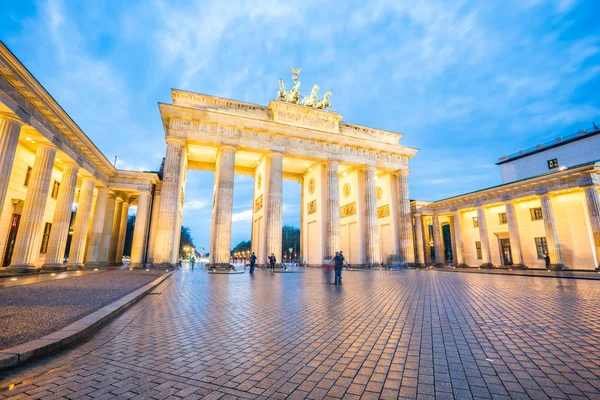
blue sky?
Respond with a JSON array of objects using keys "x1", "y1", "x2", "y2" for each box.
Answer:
[{"x1": 1, "y1": 0, "x2": 599, "y2": 250}]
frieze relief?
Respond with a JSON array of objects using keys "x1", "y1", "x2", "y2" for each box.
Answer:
[
  {"x1": 255, "y1": 194, "x2": 263, "y2": 212},
  {"x1": 308, "y1": 199, "x2": 317, "y2": 215},
  {"x1": 341, "y1": 202, "x2": 356, "y2": 218},
  {"x1": 377, "y1": 205, "x2": 390, "y2": 219}
]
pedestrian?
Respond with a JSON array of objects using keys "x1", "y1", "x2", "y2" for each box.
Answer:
[
  {"x1": 178, "y1": 257, "x2": 182, "y2": 267},
  {"x1": 333, "y1": 251, "x2": 344, "y2": 285},
  {"x1": 250, "y1": 252, "x2": 257, "y2": 274},
  {"x1": 270, "y1": 253, "x2": 277, "y2": 272},
  {"x1": 544, "y1": 251, "x2": 550, "y2": 269},
  {"x1": 190, "y1": 256, "x2": 195, "y2": 270}
]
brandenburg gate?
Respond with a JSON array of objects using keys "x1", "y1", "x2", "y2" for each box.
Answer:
[{"x1": 150, "y1": 69, "x2": 418, "y2": 268}]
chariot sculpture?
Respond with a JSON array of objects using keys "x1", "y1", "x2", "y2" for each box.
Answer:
[{"x1": 277, "y1": 67, "x2": 332, "y2": 110}]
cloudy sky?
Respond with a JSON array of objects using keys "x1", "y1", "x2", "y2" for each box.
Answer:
[{"x1": 1, "y1": 0, "x2": 599, "y2": 250}]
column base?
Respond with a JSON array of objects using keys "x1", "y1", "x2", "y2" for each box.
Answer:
[
  {"x1": 40, "y1": 263, "x2": 68, "y2": 271},
  {"x1": 84, "y1": 262, "x2": 110, "y2": 268},
  {"x1": 549, "y1": 263, "x2": 567, "y2": 270},
  {"x1": 433, "y1": 263, "x2": 445, "y2": 268},
  {"x1": 65, "y1": 263, "x2": 85, "y2": 270},
  {"x1": 413, "y1": 263, "x2": 427, "y2": 268},
  {"x1": 150, "y1": 262, "x2": 176, "y2": 269},
  {"x1": 8, "y1": 264, "x2": 39, "y2": 273},
  {"x1": 207, "y1": 263, "x2": 235, "y2": 271},
  {"x1": 509, "y1": 264, "x2": 528, "y2": 269},
  {"x1": 456, "y1": 263, "x2": 469, "y2": 268},
  {"x1": 480, "y1": 263, "x2": 495, "y2": 268},
  {"x1": 128, "y1": 263, "x2": 145, "y2": 269}
]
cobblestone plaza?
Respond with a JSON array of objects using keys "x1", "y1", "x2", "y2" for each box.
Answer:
[{"x1": 2, "y1": 268, "x2": 600, "y2": 399}]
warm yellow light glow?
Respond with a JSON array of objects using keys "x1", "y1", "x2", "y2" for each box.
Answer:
[
  {"x1": 51, "y1": 273, "x2": 56, "y2": 276},
  {"x1": 10, "y1": 278, "x2": 17, "y2": 281},
  {"x1": 94, "y1": 268, "x2": 98, "y2": 271},
  {"x1": 26, "y1": 137, "x2": 31, "y2": 141}
]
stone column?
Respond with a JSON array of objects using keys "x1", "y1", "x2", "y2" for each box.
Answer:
[
  {"x1": 10, "y1": 144, "x2": 57, "y2": 270},
  {"x1": 432, "y1": 214, "x2": 444, "y2": 267},
  {"x1": 42, "y1": 164, "x2": 79, "y2": 270},
  {"x1": 108, "y1": 198, "x2": 123, "y2": 265},
  {"x1": 584, "y1": 186, "x2": 600, "y2": 269},
  {"x1": 153, "y1": 139, "x2": 185, "y2": 265},
  {"x1": 476, "y1": 205, "x2": 493, "y2": 267},
  {"x1": 413, "y1": 214, "x2": 425, "y2": 267},
  {"x1": 66, "y1": 178, "x2": 95, "y2": 268},
  {"x1": 452, "y1": 210, "x2": 466, "y2": 267},
  {"x1": 115, "y1": 201, "x2": 129, "y2": 265},
  {"x1": 85, "y1": 187, "x2": 109, "y2": 266},
  {"x1": 423, "y1": 216, "x2": 432, "y2": 265},
  {"x1": 210, "y1": 146, "x2": 236, "y2": 267},
  {"x1": 299, "y1": 177, "x2": 304, "y2": 262},
  {"x1": 505, "y1": 201, "x2": 525, "y2": 267},
  {"x1": 540, "y1": 194, "x2": 565, "y2": 269},
  {"x1": 0, "y1": 114, "x2": 23, "y2": 217},
  {"x1": 97, "y1": 193, "x2": 117, "y2": 266},
  {"x1": 131, "y1": 191, "x2": 151, "y2": 267},
  {"x1": 146, "y1": 189, "x2": 160, "y2": 265},
  {"x1": 396, "y1": 171, "x2": 414, "y2": 265},
  {"x1": 325, "y1": 161, "x2": 340, "y2": 260},
  {"x1": 363, "y1": 167, "x2": 381, "y2": 266},
  {"x1": 265, "y1": 153, "x2": 283, "y2": 263}
]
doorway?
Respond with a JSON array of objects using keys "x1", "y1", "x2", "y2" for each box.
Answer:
[
  {"x1": 3, "y1": 214, "x2": 21, "y2": 266},
  {"x1": 500, "y1": 238, "x2": 513, "y2": 266}
]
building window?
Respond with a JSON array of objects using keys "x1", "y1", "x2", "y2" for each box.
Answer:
[
  {"x1": 547, "y1": 158, "x2": 559, "y2": 169},
  {"x1": 51, "y1": 180, "x2": 60, "y2": 199},
  {"x1": 40, "y1": 222, "x2": 52, "y2": 254},
  {"x1": 24, "y1": 166, "x2": 32, "y2": 187},
  {"x1": 472, "y1": 217, "x2": 479, "y2": 228},
  {"x1": 498, "y1": 212, "x2": 507, "y2": 224},
  {"x1": 534, "y1": 237, "x2": 548, "y2": 259},
  {"x1": 475, "y1": 241, "x2": 482, "y2": 259},
  {"x1": 530, "y1": 207, "x2": 543, "y2": 221}
]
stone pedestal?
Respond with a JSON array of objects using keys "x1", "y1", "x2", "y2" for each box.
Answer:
[
  {"x1": 97, "y1": 193, "x2": 117, "y2": 266},
  {"x1": 42, "y1": 164, "x2": 79, "y2": 270},
  {"x1": 85, "y1": 188, "x2": 109, "y2": 267},
  {"x1": 152, "y1": 139, "x2": 185, "y2": 266},
  {"x1": 413, "y1": 214, "x2": 426, "y2": 267},
  {"x1": 584, "y1": 186, "x2": 600, "y2": 269},
  {"x1": 131, "y1": 192, "x2": 151, "y2": 267},
  {"x1": 325, "y1": 161, "x2": 340, "y2": 260},
  {"x1": 432, "y1": 215, "x2": 444, "y2": 267},
  {"x1": 505, "y1": 201, "x2": 526, "y2": 267},
  {"x1": 115, "y1": 201, "x2": 130, "y2": 265},
  {"x1": 108, "y1": 198, "x2": 123, "y2": 266},
  {"x1": 265, "y1": 153, "x2": 283, "y2": 263},
  {"x1": 210, "y1": 146, "x2": 236, "y2": 268},
  {"x1": 363, "y1": 167, "x2": 380, "y2": 266},
  {"x1": 66, "y1": 178, "x2": 95, "y2": 268},
  {"x1": 452, "y1": 210, "x2": 467, "y2": 267},
  {"x1": 10, "y1": 145, "x2": 57, "y2": 271},
  {"x1": 540, "y1": 194, "x2": 566, "y2": 269},
  {"x1": 0, "y1": 114, "x2": 23, "y2": 218},
  {"x1": 476, "y1": 206, "x2": 494, "y2": 268},
  {"x1": 396, "y1": 171, "x2": 414, "y2": 265}
]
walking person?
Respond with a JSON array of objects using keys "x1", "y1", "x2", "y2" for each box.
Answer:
[
  {"x1": 270, "y1": 253, "x2": 277, "y2": 272},
  {"x1": 333, "y1": 251, "x2": 344, "y2": 285},
  {"x1": 544, "y1": 251, "x2": 551, "y2": 269},
  {"x1": 190, "y1": 256, "x2": 195, "y2": 270},
  {"x1": 249, "y1": 252, "x2": 257, "y2": 274}
]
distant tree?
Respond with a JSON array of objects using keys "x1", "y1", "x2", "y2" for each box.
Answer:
[
  {"x1": 231, "y1": 240, "x2": 252, "y2": 254},
  {"x1": 179, "y1": 226, "x2": 196, "y2": 258},
  {"x1": 123, "y1": 215, "x2": 136, "y2": 256},
  {"x1": 281, "y1": 225, "x2": 300, "y2": 260}
]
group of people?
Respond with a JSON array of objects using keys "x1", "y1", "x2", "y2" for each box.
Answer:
[{"x1": 248, "y1": 252, "x2": 279, "y2": 274}]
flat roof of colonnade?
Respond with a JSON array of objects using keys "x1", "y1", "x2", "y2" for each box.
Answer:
[{"x1": 158, "y1": 89, "x2": 418, "y2": 178}]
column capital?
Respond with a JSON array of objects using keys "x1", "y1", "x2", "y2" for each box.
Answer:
[
  {"x1": 266, "y1": 151, "x2": 283, "y2": 159},
  {"x1": 218, "y1": 145, "x2": 237, "y2": 154},
  {"x1": 0, "y1": 112, "x2": 24, "y2": 125},
  {"x1": 326, "y1": 160, "x2": 340, "y2": 166},
  {"x1": 395, "y1": 169, "x2": 410, "y2": 176},
  {"x1": 166, "y1": 137, "x2": 186, "y2": 146},
  {"x1": 413, "y1": 213, "x2": 422, "y2": 217},
  {"x1": 361, "y1": 166, "x2": 377, "y2": 172},
  {"x1": 35, "y1": 142, "x2": 57, "y2": 151}
]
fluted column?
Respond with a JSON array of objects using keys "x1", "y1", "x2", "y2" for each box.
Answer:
[
  {"x1": 452, "y1": 210, "x2": 466, "y2": 267},
  {"x1": 505, "y1": 201, "x2": 525, "y2": 267},
  {"x1": 325, "y1": 161, "x2": 340, "y2": 260},
  {"x1": 585, "y1": 186, "x2": 600, "y2": 269},
  {"x1": 97, "y1": 193, "x2": 117, "y2": 266},
  {"x1": 299, "y1": 177, "x2": 304, "y2": 262},
  {"x1": 131, "y1": 191, "x2": 151, "y2": 267},
  {"x1": 210, "y1": 146, "x2": 236, "y2": 266},
  {"x1": 85, "y1": 187, "x2": 109, "y2": 266},
  {"x1": 476, "y1": 206, "x2": 493, "y2": 267},
  {"x1": 396, "y1": 171, "x2": 414, "y2": 265},
  {"x1": 66, "y1": 178, "x2": 95, "y2": 268},
  {"x1": 540, "y1": 194, "x2": 565, "y2": 268},
  {"x1": 108, "y1": 198, "x2": 123, "y2": 265},
  {"x1": 432, "y1": 214, "x2": 444, "y2": 267},
  {"x1": 413, "y1": 214, "x2": 425, "y2": 266},
  {"x1": 10, "y1": 144, "x2": 57, "y2": 270},
  {"x1": 363, "y1": 167, "x2": 380, "y2": 265},
  {"x1": 146, "y1": 189, "x2": 160, "y2": 265},
  {"x1": 423, "y1": 216, "x2": 432, "y2": 265},
  {"x1": 42, "y1": 164, "x2": 79, "y2": 269},
  {"x1": 265, "y1": 153, "x2": 283, "y2": 263},
  {"x1": 115, "y1": 201, "x2": 130, "y2": 265},
  {"x1": 0, "y1": 114, "x2": 23, "y2": 217},
  {"x1": 153, "y1": 139, "x2": 185, "y2": 265}
]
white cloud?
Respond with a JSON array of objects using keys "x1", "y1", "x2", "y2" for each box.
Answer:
[
  {"x1": 232, "y1": 209, "x2": 253, "y2": 222},
  {"x1": 184, "y1": 199, "x2": 208, "y2": 211}
]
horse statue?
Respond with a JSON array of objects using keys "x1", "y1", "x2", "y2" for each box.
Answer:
[
  {"x1": 285, "y1": 81, "x2": 301, "y2": 104},
  {"x1": 302, "y1": 84, "x2": 319, "y2": 107},
  {"x1": 291, "y1": 67, "x2": 301, "y2": 84},
  {"x1": 314, "y1": 90, "x2": 332, "y2": 109},
  {"x1": 277, "y1": 79, "x2": 286, "y2": 101}
]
